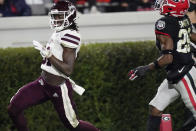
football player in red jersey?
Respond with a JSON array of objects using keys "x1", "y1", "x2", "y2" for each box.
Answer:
[
  {"x1": 7, "y1": 1, "x2": 100, "y2": 131},
  {"x1": 128, "y1": 0, "x2": 196, "y2": 130}
]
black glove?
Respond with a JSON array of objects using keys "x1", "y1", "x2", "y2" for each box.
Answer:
[{"x1": 128, "y1": 65, "x2": 150, "y2": 80}]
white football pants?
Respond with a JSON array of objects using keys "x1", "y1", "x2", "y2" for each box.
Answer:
[{"x1": 149, "y1": 66, "x2": 196, "y2": 118}]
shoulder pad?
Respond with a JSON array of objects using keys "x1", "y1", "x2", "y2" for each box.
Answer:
[
  {"x1": 155, "y1": 16, "x2": 175, "y2": 30},
  {"x1": 155, "y1": 16, "x2": 175, "y2": 36},
  {"x1": 60, "y1": 30, "x2": 81, "y2": 48}
]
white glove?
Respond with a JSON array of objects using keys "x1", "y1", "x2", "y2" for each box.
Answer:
[{"x1": 33, "y1": 40, "x2": 52, "y2": 58}]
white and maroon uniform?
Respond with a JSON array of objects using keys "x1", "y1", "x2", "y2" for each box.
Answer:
[
  {"x1": 41, "y1": 30, "x2": 85, "y2": 96},
  {"x1": 40, "y1": 29, "x2": 81, "y2": 128},
  {"x1": 8, "y1": 30, "x2": 97, "y2": 130},
  {"x1": 41, "y1": 29, "x2": 81, "y2": 78},
  {"x1": 8, "y1": 0, "x2": 100, "y2": 130}
]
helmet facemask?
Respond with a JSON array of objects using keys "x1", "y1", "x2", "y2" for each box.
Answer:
[{"x1": 154, "y1": 0, "x2": 166, "y2": 10}]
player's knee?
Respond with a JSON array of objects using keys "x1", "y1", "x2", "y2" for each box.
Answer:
[
  {"x1": 7, "y1": 103, "x2": 21, "y2": 117},
  {"x1": 8, "y1": 104, "x2": 14, "y2": 116},
  {"x1": 149, "y1": 105, "x2": 162, "y2": 116},
  {"x1": 71, "y1": 120, "x2": 100, "y2": 131}
]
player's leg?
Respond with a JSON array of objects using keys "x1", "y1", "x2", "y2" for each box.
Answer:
[
  {"x1": 49, "y1": 79, "x2": 100, "y2": 131},
  {"x1": 178, "y1": 115, "x2": 196, "y2": 131},
  {"x1": 7, "y1": 77, "x2": 49, "y2": 131},
  {"x1": 176, "y1": 67, "x2": 196, "y2": 131},
  {"x1": 146, "y1": 105, "x2": 162, "y2": 131},
  {"x1": 147, "y1": 79, "x2": 180, "y2": 131},
  {"x1": 73, "y1": 120, "x2": 100, "y2": 131}
]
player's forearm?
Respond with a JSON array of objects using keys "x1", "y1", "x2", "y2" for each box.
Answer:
[
  {"x1": 148, "y1": 54, "x2": 173, "y2": 70},
  {"x1": 48, "y1": 55, "x2": 73, "y2": 76},
  {"x1": 191, "y1": 33, "x2": 196, "y2": 43}
]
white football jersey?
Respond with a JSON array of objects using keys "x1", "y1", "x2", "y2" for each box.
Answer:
[{"x1": 41, "y1": 29, "x2": 81, "y2": 78}]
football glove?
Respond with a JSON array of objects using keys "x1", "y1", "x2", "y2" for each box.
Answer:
[
  {"x1": 128, "y1": 65, "x2": 150, "y2": 80},
  {"x1": 33, "y1": 40, "x2": 52, "y2": 58}
]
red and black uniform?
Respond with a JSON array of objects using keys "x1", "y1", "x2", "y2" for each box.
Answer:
[
  {"x1": 149, "y1": 15, "x2": 196, "y2": 131},
  {"x1": 155, "y1": 15, "x2": 194, "y2": 83}
]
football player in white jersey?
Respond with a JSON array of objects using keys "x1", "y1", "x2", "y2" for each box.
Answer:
[{"x1": 7, "y1": 1, "x2": 100, "y2": 131}]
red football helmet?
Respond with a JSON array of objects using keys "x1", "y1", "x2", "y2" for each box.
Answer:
[
  {"x1": 49, "y1": 0, "x2": 77, "y2": 31},
  {"x1": 154, "y1": 0, "x2": 190, "y2": 17}
]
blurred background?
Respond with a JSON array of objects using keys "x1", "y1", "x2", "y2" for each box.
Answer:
[
  {"x1": 0, "y1": 0, "x2": 155, "y2": 16},
  {"x1": 0, "y1": 0, "x2": 159, "y2": 48},
  {"x1": 0, "y1": 0, "x2": 196, "y2": 131}
]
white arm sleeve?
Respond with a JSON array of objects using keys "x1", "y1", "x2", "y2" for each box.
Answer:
[{"x1": 60, "y1": 32, "x2": 81, "y2": 49}]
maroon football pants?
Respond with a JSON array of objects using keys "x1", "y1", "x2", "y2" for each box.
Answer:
[{"x1": 8, "y1": 77, "x2": 99, "y2": 131}]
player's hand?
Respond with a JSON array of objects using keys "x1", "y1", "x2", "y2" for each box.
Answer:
[
  {"x1": 128, "y1": 65, "x2": 150, "y2": 80},
  {"x1": 33, "y1": 40, "x2": 52, "y2": 58}
]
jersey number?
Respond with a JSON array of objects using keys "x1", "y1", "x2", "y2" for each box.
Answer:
[{"x1": 177, "y1": 28, "x2": 191, "y2": 53}]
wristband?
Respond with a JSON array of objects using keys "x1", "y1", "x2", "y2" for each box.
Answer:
[{"x1": 161, "y1": 50, "x2": 173, "y2": 55}]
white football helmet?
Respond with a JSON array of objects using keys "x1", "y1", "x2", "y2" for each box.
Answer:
[{"x1": 49, "y1": 1, "x2": 77, "y2": 31}]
